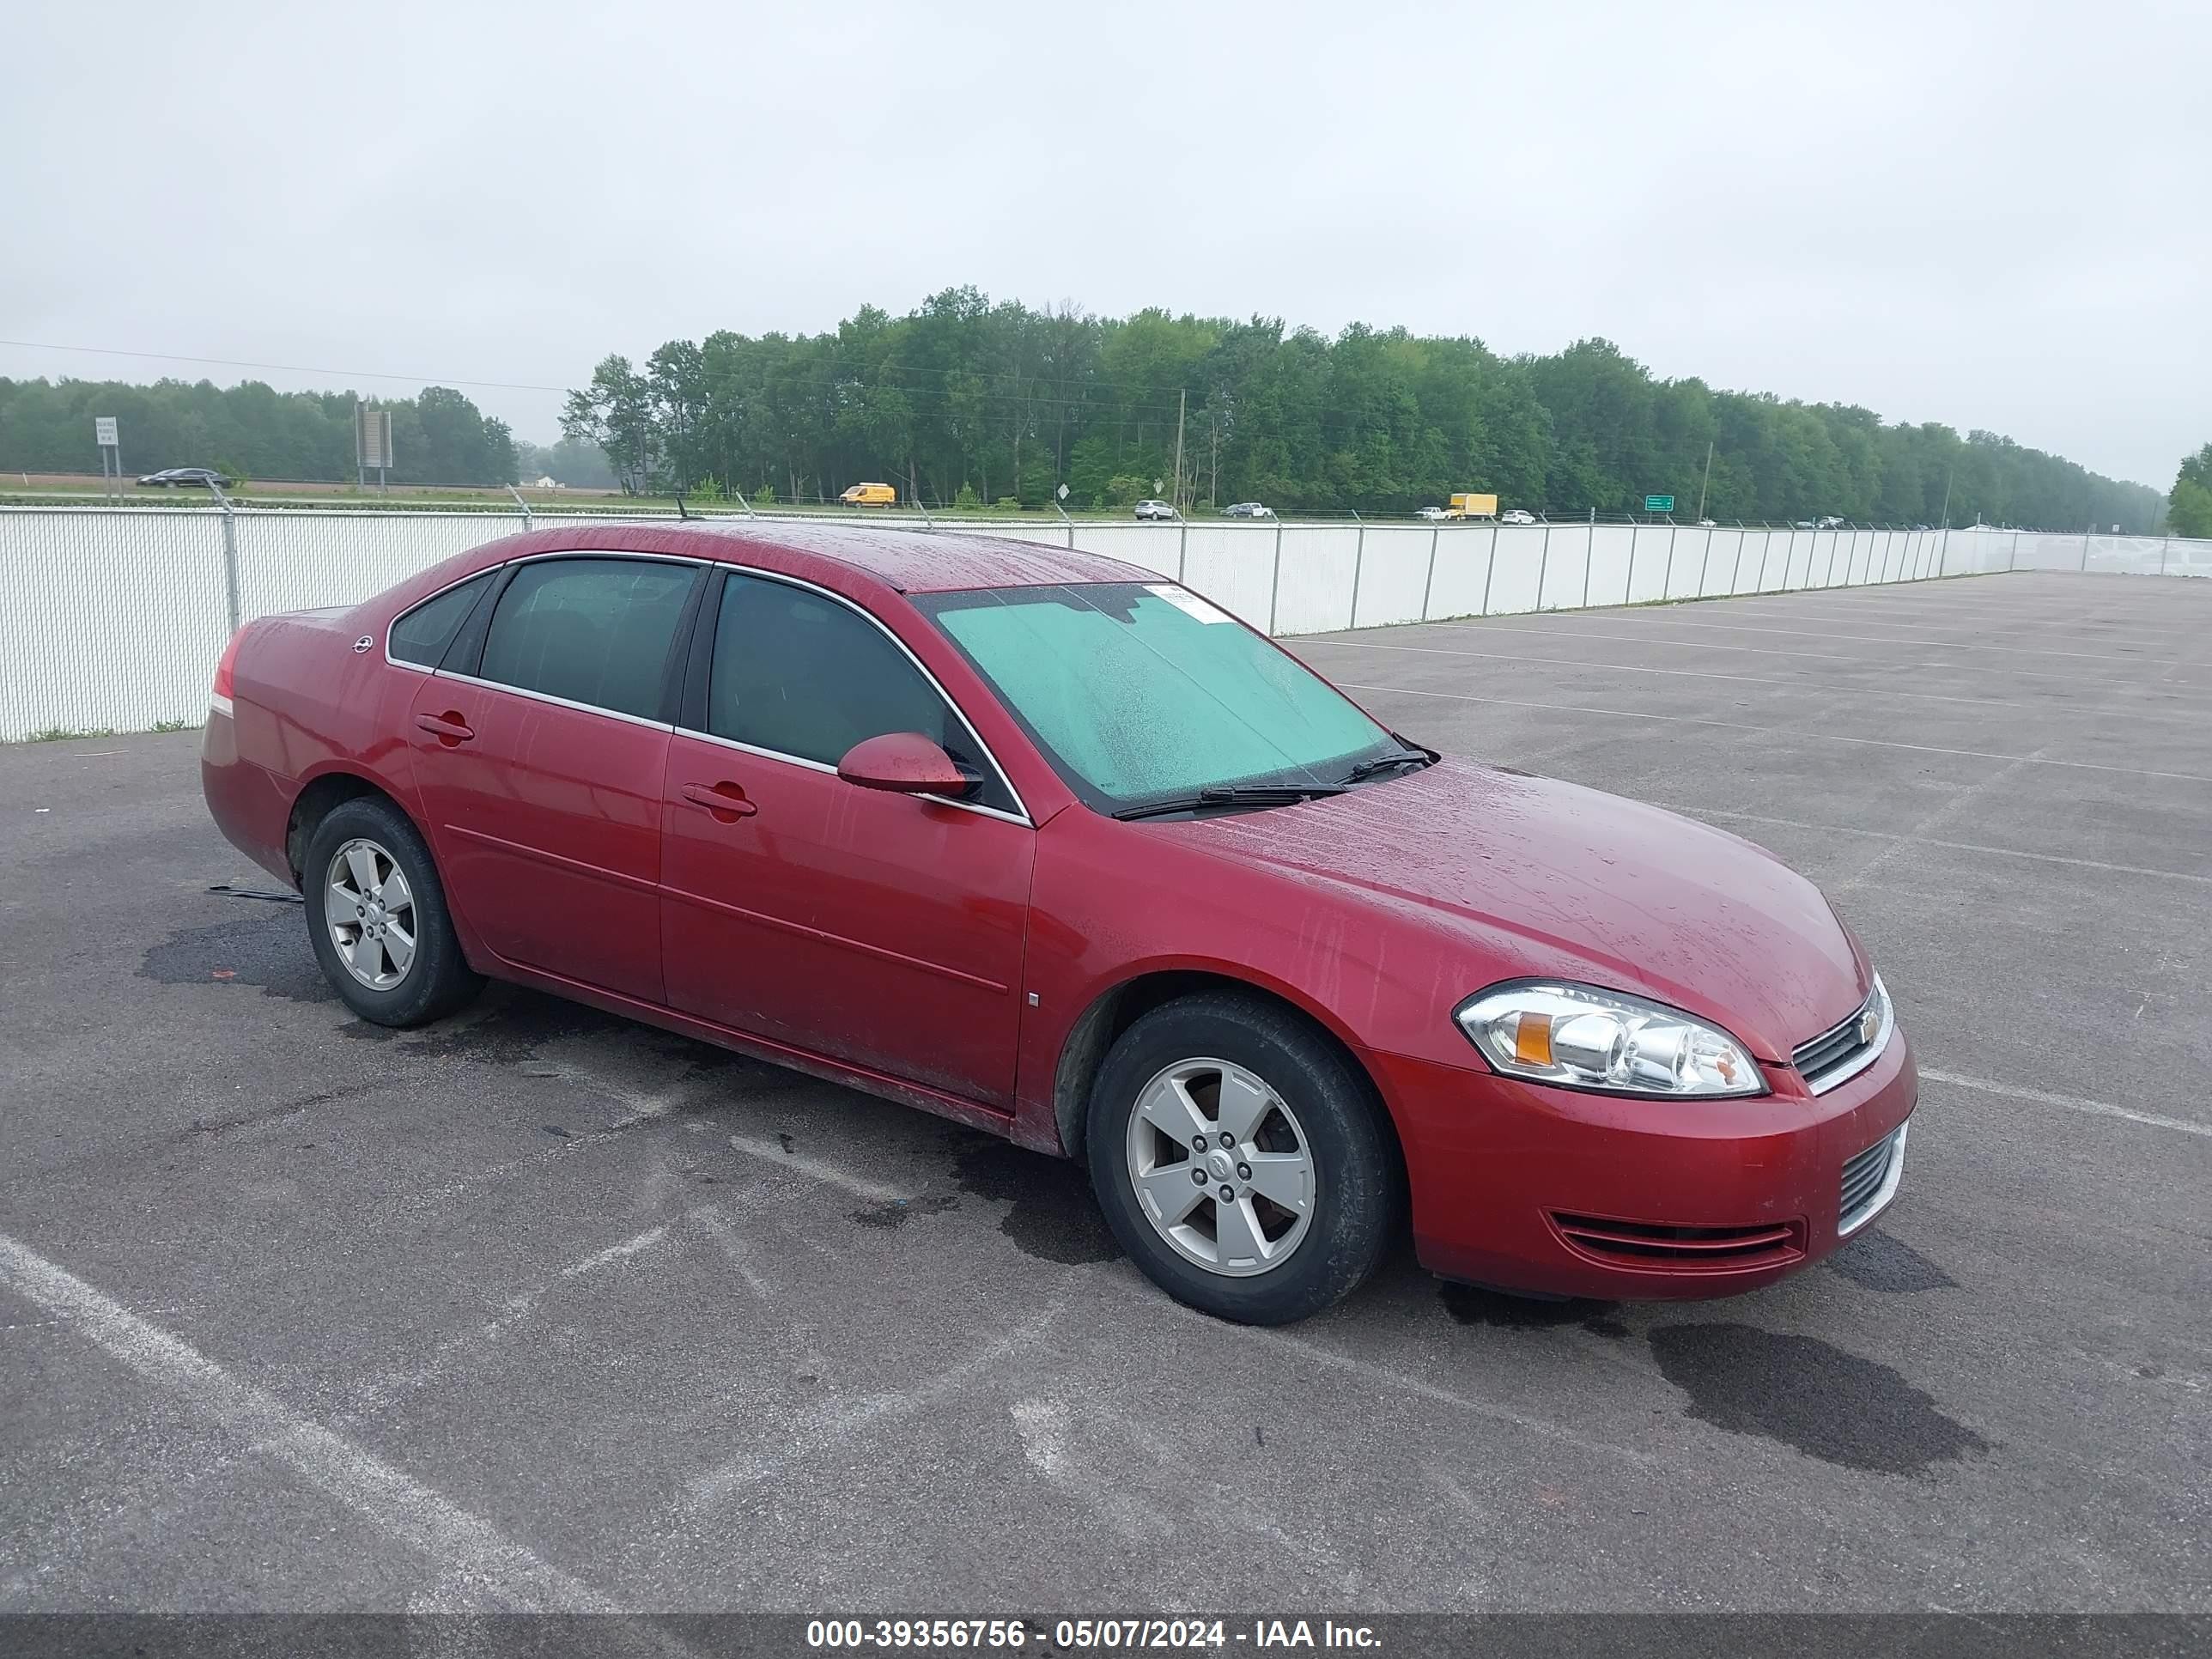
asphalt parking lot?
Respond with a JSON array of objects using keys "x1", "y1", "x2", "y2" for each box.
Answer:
[{"x1": 2, "y1": 568, "x2": 2207, "y2": 1615}]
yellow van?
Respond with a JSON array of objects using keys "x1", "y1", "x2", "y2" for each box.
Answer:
[{"x1": 840, "y1": 482, "x2": 897, "y2": 507}]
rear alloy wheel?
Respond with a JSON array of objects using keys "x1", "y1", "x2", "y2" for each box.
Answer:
[
  {"x1": 302, "y1": 795, "x2": 482, "y2": 1027},
  {"x1": 1088, "y1": 993, "x2": 1400, "y2": 1325},
  {"x1": 325, "y1": 837, "x2": 416, "y2": 991}
]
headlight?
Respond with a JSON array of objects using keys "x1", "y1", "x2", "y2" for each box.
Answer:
[{"x1": 1454, "y1": 981, "x2": 1767, "y2": 1097}]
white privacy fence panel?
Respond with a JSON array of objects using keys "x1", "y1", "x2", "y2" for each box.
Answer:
[{"x1": 2, "y1": 504, "x2": 2207, "y2": 740}]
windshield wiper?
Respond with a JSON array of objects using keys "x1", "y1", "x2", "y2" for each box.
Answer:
[
  {"x1": 1113, "y1": 784, "x2": 1347, "y2": 822},
  {"x1": 1340, "y1": 745, "x2": 1435, "y2": 786}
]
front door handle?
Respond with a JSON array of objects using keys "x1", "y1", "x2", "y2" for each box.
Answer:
[
  {"x1": 416, "y1": 711, "x2": 475, "y2": 745},
  {"x1": 681, "y1": 781, "x2": 759, "y2": 821}
]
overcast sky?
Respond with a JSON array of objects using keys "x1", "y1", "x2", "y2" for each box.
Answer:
[{"x1": 4, "y1": 0, "x2": 2204, "y2": 486}]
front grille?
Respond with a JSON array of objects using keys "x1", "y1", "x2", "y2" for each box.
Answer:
[
  {"x1": 1838, "y1": 1124, "x2": 1906, "y2": 1234},
  {"x1": 1793, "y1": 981, "x2": 1890, "y2": 1095},
  {"x1": 1551, "y1": 1212, "x2": 1806, "y2": 1272}
]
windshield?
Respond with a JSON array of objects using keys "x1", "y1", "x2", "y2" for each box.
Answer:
[{"x1": 916, "y1": 581, "x2": 1397, "y2": 812}]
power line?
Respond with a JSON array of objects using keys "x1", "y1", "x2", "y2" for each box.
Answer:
[
  {"x1": 0, "y1": 337, "x2": 1200, "y2": 411},
  {"x1": 0, "y1": 339, "x2": 571, "y2": 395}
]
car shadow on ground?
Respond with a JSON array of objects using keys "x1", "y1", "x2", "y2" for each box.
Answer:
[{"x1": 144, "y1": 896, "x2": 1990, "y2": 1480}]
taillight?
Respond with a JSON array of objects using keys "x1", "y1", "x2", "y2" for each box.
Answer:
[{"x1": 212, "y1": 626, "x2": 246, "y2": 708}]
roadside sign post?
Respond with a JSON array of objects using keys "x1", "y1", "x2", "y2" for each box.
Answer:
[
  {"x1": 355, "y1": 404, "x2": 392, "y2": 495},
  {"x1": 1644, "y1": 494, "x2": 1674, "y2": 514},
  {"x1": 94, "y1": 416, "x2": 120, "y2": 500}
]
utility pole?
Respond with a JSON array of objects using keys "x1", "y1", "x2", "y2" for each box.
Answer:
[
  {"x1": 1695, "y1": 440, "x2": 1715, "y2": 522},
  {"x1": 1210, "y1": 411, "x2": 1219, "y2": 508},
  {"x1": 1171, "y1": 388, "x2": 1186, "y2": 513},
  {"x1": 1938, "y1": 467, "x2": 1954, "y2": 530}
]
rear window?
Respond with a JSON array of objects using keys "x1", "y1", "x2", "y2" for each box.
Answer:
[
  {"x1": 389, "y1": 573, "x2": 493, "y2": 667},
  {"x1": 477, "y1": 558, "x2": 696, "y2": 720}
]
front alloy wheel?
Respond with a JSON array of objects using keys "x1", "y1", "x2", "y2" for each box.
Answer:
[
  {"x1": 1087, "y1": 992, "x2": 1400, "y2": 1325},
  {"x1": 1125, "y1": 1058, "x2": 1316, "y2": 1276}
]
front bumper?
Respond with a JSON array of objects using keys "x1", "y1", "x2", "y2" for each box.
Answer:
[{"x1": 1364, "y1": 1029, "x2": 1917, "y2": 1300}]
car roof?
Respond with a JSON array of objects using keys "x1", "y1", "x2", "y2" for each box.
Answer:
[{"x1": 490, "y1": 519, "x2": 1157, "y2": 595}]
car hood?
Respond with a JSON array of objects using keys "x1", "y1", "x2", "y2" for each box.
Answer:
[{"x1": 1155, "y1": 757, "x2": 1868, "y2": 1061}]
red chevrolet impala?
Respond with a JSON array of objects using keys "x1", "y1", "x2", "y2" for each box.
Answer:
[{"x1": 202, "y1": 523, "x2": 1914, "y2": 1323}]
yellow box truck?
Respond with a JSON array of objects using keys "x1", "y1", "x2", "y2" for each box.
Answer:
[
  {"x1": 1446, "y1": 492, "x2": 1498, "y2": 520},
  {"x1": 840, "y1": 482, "x2": 897, "y2": 507}
]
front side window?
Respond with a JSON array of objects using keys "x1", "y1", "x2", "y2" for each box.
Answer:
[
  {"x1": 917, "y1": 581, "x2": 1394, "y2": 812},
  {"x1": 477, "y1": 558, "x2": 695, "y2": 720},
  {"x1": 705, "y1": 573, "x2": 1013, "y2": 812},
  {"x1": 389, "y1": 572, "x2": 493, "y2": 666}
]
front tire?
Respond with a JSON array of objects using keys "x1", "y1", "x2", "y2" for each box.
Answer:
[
  {"x1": 1086, "y1": 992, "x2": 1400, "y2": 1325},
  {"x1": 302, "y1": 795, "x2": 482, "y2": 1026}
]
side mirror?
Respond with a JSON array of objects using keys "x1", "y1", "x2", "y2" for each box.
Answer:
[{"x1": 836, "y1": 732, "x2": 976, "y2": 797}]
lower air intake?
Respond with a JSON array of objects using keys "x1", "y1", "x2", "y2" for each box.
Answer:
[{"x1": 1550, "y1": 1212, "x2": 1806, "y2": 1272}]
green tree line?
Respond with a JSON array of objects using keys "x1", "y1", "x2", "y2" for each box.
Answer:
[
  {"x1": 2169, "y1": 444, "x2": 2212, "y2": 538},
  {"x1": 0, "y1": 377, "x2": 517, "y2": 488},
  {"x1": 562, "y1": 289, "x2": 2168, "y2": 531}
]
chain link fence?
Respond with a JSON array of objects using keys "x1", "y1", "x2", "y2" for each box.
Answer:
[{"x1": 2, "y1": 503, "x2": 2205, "y2": 741}]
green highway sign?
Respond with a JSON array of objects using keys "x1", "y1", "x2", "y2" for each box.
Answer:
[{"x1": 1644, "y1": 494, "x2": 1674, "y2": 513}]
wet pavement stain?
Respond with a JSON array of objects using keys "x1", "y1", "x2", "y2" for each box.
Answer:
[
  {"x1": 951, "y1": 1136, "x2": 1122, "y2": 1264},
  {"x1": 1649, "y1": 1323, "x2": 1991, "y2": 1475},
  {"x1": 1438, "y1": 1282, "x2": 1624, "y2": 1334},
  {"x1": 139, "y1": 913, "x2": 333, "y2": 1005},
  {"x1": 190, "y1": 1083, "x2": 378, "y2": 1137},
  {"x1": 851, "y1": 1194, "x2": 961, "y2": 1230},
  {"x1": 347, "y1": 990, "x2": 631, "y2": 1061},
  {"x1": 1826, "y1": 1229, "x2": 1958, "y2": 1294}
]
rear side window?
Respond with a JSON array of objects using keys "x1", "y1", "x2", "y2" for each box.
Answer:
[
  {"x1": 478, "y1": 558, "x2": 695, "y2": 720},
  {"x1": 389, "y1": 573, "x2": 493, "y2": 667},
  {"x1": 707, "y1": 572, "x2": 1014, "y2": 812}
]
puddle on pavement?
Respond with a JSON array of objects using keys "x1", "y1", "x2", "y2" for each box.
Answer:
[
  {"x1": 139, "y1": 911, "x2": 333, "y2": 1004},
  {"x1": 951, "y1": 1135, "x2": 1122, "y2": 1264},
  {"x1": 1649, "y1": 1322, "x2": 1990, "y2": 1474}
]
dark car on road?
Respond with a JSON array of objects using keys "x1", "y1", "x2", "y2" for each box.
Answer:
[
  {"x1": 138, "y1": 467, "x2": 233, "y2": 489},
  {"x1": 202, "y1": 523, "x2": 1915, "y2": 1324}
]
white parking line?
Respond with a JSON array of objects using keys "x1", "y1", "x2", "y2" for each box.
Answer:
[
  {"x1": 559, "y1": 1224, "x2": 669, "y2": 1279},
  {"x1": 684, "y1": 1305, "x2": 1063, "y2": 1507},
  {"x1": 1565, "y1": 611, "x2": 2190, "y2": 667},
  {"x1": 1395, "y1": 620, "x2": 2212, "y2": 697},
  {"x1": 0, "y1": 1231, "x2": 625, "y2": 1613},
  {"x1": 1333, "y1": 682, "x2": 2212, "y2": 785},
  {"x1": 1917, "y1": 1070, "x2": 2211, "y2": 1139},
  {"x1": 726, "y1": 1131, "x2": 910, "y2": 1206},
  {"x1": 1649, "y1": 804, "x2": 2212, "y2": 888},
  {"x1": 1302, "y1": 638, "x2": 2212, "y2": 724}
]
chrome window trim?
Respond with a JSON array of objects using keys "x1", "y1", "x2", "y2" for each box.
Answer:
[
  {"x1": 429, "y1": 668, "x2": 676, "y2": 732},
  {"x1": 1797, "y1": 976, "x2": 1894, "y2": 1097},
  {"x1": 383, "y1": 550, "x2": 707, "y2": 672},
  {"x1": 684, "y1": 562, "x2": 1034, "y2": 829},
  {"x1": 1838, "y1": 1121, "x2": 1907, "y2": 1237},
  {"x1": 387, "y1": 550, "x2": 1034, "y2": 825},
  {"x1": 672, "y1": 727, "x2": 1031, "y2": 827}
]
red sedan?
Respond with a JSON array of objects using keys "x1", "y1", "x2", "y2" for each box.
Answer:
[{"x1": 202, "y1": 523, "x2": 1914, "y2": 1323}]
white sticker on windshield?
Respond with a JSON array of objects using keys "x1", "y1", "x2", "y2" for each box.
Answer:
[{"x1": 1145, "y1": 583, "x2": 1233, "y2": 623}]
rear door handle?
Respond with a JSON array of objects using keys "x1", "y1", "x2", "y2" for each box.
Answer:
[
  {"x1": 415, "y1": 711, "x2": 475, "y2": 744},
  {"x1": 681, "y1": 781, "x2": 758, "y2": 820}
]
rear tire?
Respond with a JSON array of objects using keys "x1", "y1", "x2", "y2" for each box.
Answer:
[
  {"x1": 302, "y1": 795, "x2": 482, "y2": 1027},
  {"x1": 1086, "y1": 992, "x2": 1400, "y2": 1325}
]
